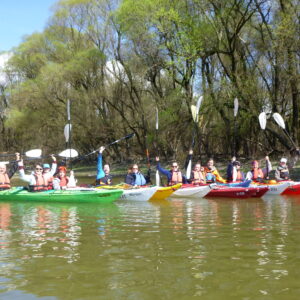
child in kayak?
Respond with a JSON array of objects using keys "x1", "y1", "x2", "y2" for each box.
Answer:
[
  {"x1": 226, "y1": 157, "x2": 245, "y2": 182},
  {"x1": 53, "y1": 166, "x2": 77, "y2": 190},
  {"x1": 245, "y1": 156, "x2": 272, "y2": 181},
  {"x1": 204, "y1": 159, "x2": 227, "y2": 183},
  {"x1": 96, "y1": 146, "x2": 112, "y2": 186},
  {"x1": 156, "y1": 156, "x2": 188, "y2": 185},
  {"x1": 18, "y1": 154, "x2": 57, "y2": 191},
  {"x1": 275, "y1": 157, "x2": 290, "y2": 181}
]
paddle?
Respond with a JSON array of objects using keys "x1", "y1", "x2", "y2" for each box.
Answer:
[
  {"x1": 66, "y1": 99, "x2": 73, "y2": 168},
  {"x1": 155, "y1": 106, "x2": 160, "y2": 186},
  {"x1": 84, "y1": 133, "x2": 135, "y2": 157},
  {"x1": 272, "y1": 113, "x2": 298, "y2": 149},
  {"x1": 186, "y1": 96, "x2": 203, "y2": 180},
  {"x1": 258, "y1": 112, "x2": 267, "y2": 130},
  {"x1": 233, "y1": 98, "x2": 239, "y2": 156},
  {"x1": 0, "y1": 149, "x2": 42, "y2": 158}
]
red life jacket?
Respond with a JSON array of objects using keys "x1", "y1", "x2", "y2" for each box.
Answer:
[
  {"x1": 0, "y1": 173, "x2": 10, "y2": 189},
  {"x1": 44, "y1": 174, "x2": 54, "y2": 190},
  {"x1": 59, "y1": 176, "x2": 69, "y2": 187},
  {"x1": 191, "y1": 170, "x2": 204, "y2": 185},
  {"x1": 236, "y1": 171, "x2": 243, "y2": 182},
  {"x1": 252, "y1": 168, "x2": 264, "y2": 180},
  {"x1": 170, "y1": 171, "x2": 182, "y2": 185}
]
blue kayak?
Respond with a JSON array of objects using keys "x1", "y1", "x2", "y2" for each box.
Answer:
[{"x1": 218, "y1": 180, "x2": 251, "y2": 188}]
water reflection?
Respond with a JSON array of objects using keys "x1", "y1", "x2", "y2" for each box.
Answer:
[{"x1": 0, "y1": 196, "x2": 299, "y2": 299}]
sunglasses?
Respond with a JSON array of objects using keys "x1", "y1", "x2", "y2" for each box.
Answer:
[{"x1": 172, "y1": 165, "x2": 178, "y2": 168}]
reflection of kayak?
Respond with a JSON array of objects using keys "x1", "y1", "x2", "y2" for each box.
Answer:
[
  {"x1": 119, "y1": 186, "x2": 159, "y2": 201},
  {"x1": 0, "y1": 187, "x2": 123, "y2": 203},
  {"x1": 206, "y1": 186, "x2": 269, "y2": 198},
  {"x1": 150, "y1": 184, "x2": 181, "y2": 201},
  {"x1": 282, "y1": 183, "x2": 300, "y2": 195},
  {"x1": 250, "y1": 181, "x2": 290, "y2": 195},
  {"x1": 170, "y1": 184, "x2": 211, "y2": 199}
]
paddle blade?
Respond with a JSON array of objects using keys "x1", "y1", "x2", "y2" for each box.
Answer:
[
  {"x1": 191, "y1": 105, "x2": 197, "y2": 122},
  {"x1": 273, "y1": 112, "x2": 286, "y2": 129},
  {"x1": 59, "y1": 149, "x2": 78, "y2": 158},
  {"x1": 25, "y1": 149, "x2": 42, "y2": 158},
  {"x1": 234, "y1": 98, "x2": 239, "y2": 117},
  {"x1": 64, "y1": 124, "x2": 72, "y2": 143},
  {"x1": 196, "y1": 96, "x2": 203, "y2": 113},
  {"x1": 186, "y1": 160, "x2": 192, "y2": 180},
  {"x1": 155, "y1": 107, "x2": 159, "y2": 130},
  {"x1": 155, "y1": 170, "x2": 160, "y2": 187},
  {"x1": 0, "y1": 161, "x2": 9, "y2": 165},
  {"x1": 258, "y1": 112, "x2": 267, "y2": 130}
]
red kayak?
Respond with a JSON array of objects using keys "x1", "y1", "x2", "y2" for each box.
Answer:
[
  {"x1": 206, "y1": 186, "x2": 269, "y2": 198},
  {"x1": 282, "y1": 183, "x2": 300, "y2": 195}
]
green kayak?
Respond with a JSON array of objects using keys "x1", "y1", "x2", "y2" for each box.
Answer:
[{"x1": 0, "y1": 187, "x2": 123, "y2": 203}]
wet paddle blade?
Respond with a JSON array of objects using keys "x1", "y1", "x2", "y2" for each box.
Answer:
[
  {"x1": 156, "y1": 170, "x2": 160, "y2": 187},
  {"x1": 59, "y1": 149, "x2": 78, "y2": 158},
  {"x1": 196, "y1": 96, "x2": 203, "y2": 113},
  {"x1": 25, "y1": 149, "x2": 42, "y2": 158},
  {"x1": 186, "y1": 160, "x2": 192, "y2": 180},
  {"x1": 191, "y1": 105, "x2": 197, "y2": 122},
  {"x1": 234, "y1": 98, "x2": 239, "y2": 117},
  {"x1": 273, "y1": 112, "x2": 286, "y2": 129},
  {"x1": 64, "y1": 124, "x2": 72, "y2": 143},
  {"x1": 258, "y1": 112, "x2": 267, "y2": 130}
]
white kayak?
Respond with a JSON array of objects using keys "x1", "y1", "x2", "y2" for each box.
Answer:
[
  {"x1": 170, "y1": 185, "x2": 211, "y2": 199},
  {"x1": 119, "y1": 186, "x2": 159, "y2": 201},
  {"x1": 251, "y1": 181, "x2": 290, "y2": 195}
]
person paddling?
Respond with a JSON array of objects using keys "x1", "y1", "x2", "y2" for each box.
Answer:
[
  {"x1": 125, "y1": 164, "x2": 147, "y2": 186},
  {"x1": 204, "y1": 159, "x2": 227, "y2": 183},
  {"x1": 245, "y1": 156, "x2": 272, "y2": 181},
  {"x1": 156, "y1": 156, "x2": 187, "y2": 186},
  {"x1": 95, "y1": 146, "x2": 112, "y2": 186},
  {"x1": 18, "y1": 154, "x2": 57, "y2": 191},
  {"x1": 275, "y1": 158, "x2": 289, "y2": 181},
  {"x1": 0, "y1": 153, "x2": 20, "y2": 190}
]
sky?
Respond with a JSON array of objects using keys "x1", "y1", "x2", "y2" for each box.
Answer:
[{"x1": 0, "y1": 0, "x2": 58, "y2": 52}]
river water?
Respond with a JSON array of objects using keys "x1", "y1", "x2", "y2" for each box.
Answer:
[{"x1": 1, "y1": 191, "x2": 300, "y2": 299}]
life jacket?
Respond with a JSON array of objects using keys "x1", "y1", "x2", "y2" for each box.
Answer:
[
  {"x1": 0, "y1": 173, "x2": 10, "y2": 190},
  {"x1": 169, "y1": 171, "x2": 182, "y2": 185},
  {"x1": 59, "y1": 176, "x2": 69, "y2": 187},
  {"x1": 96, "y1": 174, "x2": 113, "y2": 186},
  {"x1": 29, "y1": 174, "x2": 48, "y2": 192},
  {"x1": 251, "y1": 168, "x2": 264, "y2": 181},
  {"x1": 191, "y1": 170, "x2": 204, "y2": 185},
  {"x1": 235, "y1": 171, "x2": 244, "y2": 182},
  {"x1": 277, "y1": 166, "x2": 289, "y2": 180},
  {"x1": 43, "y1": 174, "x2": 54, "y2": 190},
  {"x1": 204, "y1": 167, "x2": 216, "y2": 183}
]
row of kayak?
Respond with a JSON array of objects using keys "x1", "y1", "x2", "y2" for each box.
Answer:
[{"x1": 0, "y1": 180, "x2": 298, "y2": 203}]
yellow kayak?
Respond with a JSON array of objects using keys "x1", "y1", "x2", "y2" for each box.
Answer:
[{"x1": 150, "y1": 184, "x2": 182, "y2": 201}]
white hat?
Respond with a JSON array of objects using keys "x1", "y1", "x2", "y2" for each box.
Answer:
[{"x1": 280, "y1": 158, "x2": 287, "y2": 163}]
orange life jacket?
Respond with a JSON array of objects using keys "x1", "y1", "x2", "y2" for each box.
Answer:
[
  {"x1": 30, "y1": 174, "x2": 48, "y2": 191},
  {"x1": 170, "y1": 171, "x2": 182, "y2": 185},
  {"x1": 0, "y1": 173, "x2": 10, "y2": 189},
  {"x1": 236, "y1": 171, "x2": 243, "y2": 182},
  {"x1": 252, "y1": 168, "x2": 264, "y2": 180},
  {"x1": 191, "y1": 170, "x2": 205, "y2": 185},
  {"x1": 44, "y1": 175, "x2": 54, "y2": 190}
]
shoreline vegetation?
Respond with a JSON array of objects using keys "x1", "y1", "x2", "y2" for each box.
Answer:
[{"x1": 0, "y1": 0, "x2": 299, "y2": 163}]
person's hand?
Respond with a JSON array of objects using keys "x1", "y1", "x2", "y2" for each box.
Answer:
[
  {"x1": 232, "y1": 156, "x2": 236, "y2": 162},
  {"x1": 189, "y1": 149, "x2": 193, "y2": 155},
  {"x1": 50, "y1": 154, "x2": 56, "y2": 161},
  {"x1": 265, "y1": 156, "x2": 269, "y2": 161},
  {"x1": 15, "y1": 153, "x2": 20, "y2": 161},
  {"x1": 99, "y1": 146, "x2": 105, "y2": 153},
  {"x1": 155, "y1": 156, "x2": 159, "y2": 162}
]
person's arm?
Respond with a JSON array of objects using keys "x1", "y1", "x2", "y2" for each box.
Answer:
[
  {"x1": 140, "y1": 174, "x2": 147, "y2": 186},
  {"x1": 49, "y1": 155, "x2": 57, "y2": 176},
  {"x1": 7, "y1": 153, "x2": 20, "y2": 178},
  {"x1": 262, "y1": 156, "x2": 272, "y2": 177},
  {"x1": 96, "y1": 147, "x2": 105, "y2": 180},
  {"x1": 18, "y1": 160, "x2": 33, "y2": 183},
  {"x1": 125, "y1": 173, "x2": 134, "y2": 185}
]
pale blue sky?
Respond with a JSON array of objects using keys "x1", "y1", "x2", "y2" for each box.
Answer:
[{"x1": 0, "y1": 0, "x2": 58, "y2": 52}]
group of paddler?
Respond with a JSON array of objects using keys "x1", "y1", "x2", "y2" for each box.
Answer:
[{"x1": 0, "y1": 144, "x2": 295, "y2": 192}]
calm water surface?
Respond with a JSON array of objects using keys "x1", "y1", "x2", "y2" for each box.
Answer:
[{"x1": 1, "y1": 191, "x2": 300, "y2": 299}]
